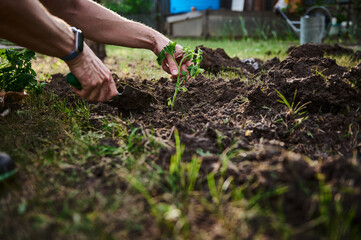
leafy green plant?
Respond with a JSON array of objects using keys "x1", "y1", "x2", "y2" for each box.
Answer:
[
  {"x1": 0, "y1": 48, "x2": 42, "y2": 93},
  {"x1": 157, "y1": 42, "x2": 203, "y2": 110}
]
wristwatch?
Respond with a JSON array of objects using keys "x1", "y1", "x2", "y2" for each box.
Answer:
[{"x1": 61, "y1": 27, "x2": 84, "y2": 61}]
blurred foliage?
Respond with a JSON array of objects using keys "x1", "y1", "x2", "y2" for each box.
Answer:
[
  {"x1": 0, "y1": 48, "x2": 44, "y2": 93},
  {"x1": 102, "y1": 0, "x2": 153, "y2": 14}
]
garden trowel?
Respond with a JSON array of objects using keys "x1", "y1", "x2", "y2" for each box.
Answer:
[{"x1": 66, "y1": 73, "x2": 154, "y2": 110}]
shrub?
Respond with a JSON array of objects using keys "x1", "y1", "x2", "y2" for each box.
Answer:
[{"x1": 0, "y1": 48, "x2": 43, "y2": 93}]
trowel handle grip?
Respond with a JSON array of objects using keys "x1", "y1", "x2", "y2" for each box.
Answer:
[{"x1": 66, "y1": 73, "x2": 82, "y2": 90}]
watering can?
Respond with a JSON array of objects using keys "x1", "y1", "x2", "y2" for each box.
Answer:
[{"x1": 275, "y1": 6, "x2": 332, "y2": 44}]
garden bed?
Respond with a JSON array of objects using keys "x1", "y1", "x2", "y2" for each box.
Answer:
[{"x1": 2, "y1": 42, "x2": 361, "y2": 239}]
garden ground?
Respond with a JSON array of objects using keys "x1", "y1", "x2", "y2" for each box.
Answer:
[{"x1": 1, "y1": 39, "x2": 361, "y2": 239}]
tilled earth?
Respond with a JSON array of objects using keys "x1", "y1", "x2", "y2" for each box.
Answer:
[{"x1": 47, "y1": 43, "x2": 361, "y2": 237}]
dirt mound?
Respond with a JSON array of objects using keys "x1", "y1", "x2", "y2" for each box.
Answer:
[
  {"x1": 250, "y1": 54, "x2": 357, "y2": 115},
  {"x1": 287, "y1": 43, "x2": 354, "y2": 58},
  {"x1": 197, "y1": 45, "x2": 264, "y2": 74},
  {"x1": 343, "y1": 62, "x2": 361, "y2": 87}
]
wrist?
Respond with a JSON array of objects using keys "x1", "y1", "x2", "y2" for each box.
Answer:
[
  {"x1": 61, "y1": 27, "x2": 84, "y2": 61},
  {"x1": 65, "y1": 43, "x2": 89, "y2": 67},
  {"x1": 153, "y1": 34, "x2": 170, "y2": 55}
]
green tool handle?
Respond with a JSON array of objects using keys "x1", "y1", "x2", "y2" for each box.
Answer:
[{"x1": 66, "y1": 73, "x2": 82, "y2": 90}]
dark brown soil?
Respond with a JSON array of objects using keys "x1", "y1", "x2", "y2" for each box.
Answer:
[
  {"x1": 287, "y1": 43, "x2": 355, "y2": 58},
  {"x1": 197, "y1": 45, "x2": 264, "y2": 74},
  {"x1": 46, "y1": 43, "x2": 361, "y2": 237}
]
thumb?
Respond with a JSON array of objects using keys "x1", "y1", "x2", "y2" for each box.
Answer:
[{"x1": 166, "y1": 54, "x2": 178, "y2": 77}]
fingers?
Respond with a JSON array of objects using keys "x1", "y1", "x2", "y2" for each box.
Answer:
[
  {"x1": 159, "y1": 43, "x2": 195, "y2": 80},
  {"x1": 83, "y1": 71, "x2": 117, "y2": 102},
  {"x1": 161, "y1": 61, "x2": 171, "y2": 74},
  {"x1": 166, "y1": 53, "x2": 178, "y2": 79},
  {"x1": 66, "y1": 44, "x2": 118, "y2": 102},
  {"x1": 98, "y1": 73, "x2": 118, "y2": 102}
]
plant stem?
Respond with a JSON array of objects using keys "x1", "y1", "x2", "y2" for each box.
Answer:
[{"x1": 170, "y1": 54, "x2": 190, "y2": 110}]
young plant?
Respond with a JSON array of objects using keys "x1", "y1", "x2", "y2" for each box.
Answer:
[
  {"x1": 157, "y1": 42, "x2": 203, "y2": 110},
  {"x1": 314, "y1": 67, "x2": 329, "y2": 85},
  {"x1": 0, "y1": 48, "x2": 44, "y2": 93},
  {"x1": 275, "y1": 89, "x2": 310, "y2": 116},
  {"x1": 274, "y1": 89, "x2": 311, "y2": 136}
]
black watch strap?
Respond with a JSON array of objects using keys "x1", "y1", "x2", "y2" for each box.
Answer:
[{"x1": 61, "y1": 27, "x2": 84, "y2": 61}]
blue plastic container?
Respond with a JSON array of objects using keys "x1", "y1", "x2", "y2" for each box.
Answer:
[{"x1": 170, "y1": 0, "x2": 220, "y2": 14}]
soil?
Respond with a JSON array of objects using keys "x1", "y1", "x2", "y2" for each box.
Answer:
[{"x1": 46, "y1": 43, "x2": 361, "y2": 237}]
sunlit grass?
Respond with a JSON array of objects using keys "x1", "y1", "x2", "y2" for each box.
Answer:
[{"x1": 171, "y1": 38, "x2": 295, "y2": 60}]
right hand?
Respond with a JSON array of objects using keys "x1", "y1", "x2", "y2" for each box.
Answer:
[
  {"x1": 65, "y1": 43, "x2": 118, "y2": 102},
  {"x1": 154, "y1": 37, "x2": 192, "y2": 80}
]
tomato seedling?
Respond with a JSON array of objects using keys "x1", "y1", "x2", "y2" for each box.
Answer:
[{"x1": 157, "y1": 42, "x2": 203, "y2": 110}]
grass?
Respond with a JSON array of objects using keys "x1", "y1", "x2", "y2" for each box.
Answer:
[
  {"x1": 1, "y1": 38, "x2": 360, "y2": 239},
  {"x1": 107, "y1": 38, "x2": 295, "y2": 62}
]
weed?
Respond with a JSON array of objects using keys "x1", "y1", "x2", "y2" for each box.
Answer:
[
  {"x1": 276, "y1": 89, "x2": 310, "y2": 116},
  {"x1": 314, "y1": 67, "x2": 329, "y2": 84},
  {"x1": 168, "y1": 129, "x2": 202, "y2": 195},
  {"x1": 157, "y1": 42, "x2": 203, "y2": 110},
  {"x1": 123, "y1": 130, "x2": 203, "y2": 237},
  {"x1": 317, "y1": 173, "x2": 358, "y2": 240},
  {"x1": 221, "y1": 19, "x2": 238, "y2": 41},
  {"x1": 239, "y1": 16, "x2": 249, "y2": 38},
  {"x1": 274, "y1": 89, "x2": 310, "y2": 136},
  {"x1": 252, "y1": 17, "x2": 271, "y2": 40}
]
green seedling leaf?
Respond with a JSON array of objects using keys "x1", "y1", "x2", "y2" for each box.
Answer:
[
  {"x1": 163, "y1": 41, "x2": 177, "y2": 55},
  {"x1": 157, "y1": 49, "x2": 166, "y2": 66},
  {"x1": 189, "y1": 65, "x2": 201, "y2": 78},
  {"x1": 180, "y1": 71, "x2": 187, "y2": 76}
]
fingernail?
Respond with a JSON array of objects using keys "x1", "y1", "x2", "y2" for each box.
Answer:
[{"x1": 172, "y1": 70, "x2": 178, "y2": 75}]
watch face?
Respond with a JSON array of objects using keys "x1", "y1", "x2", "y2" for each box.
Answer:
[
  {"x1": 78, "y1": 31, "x2": 84, "y2": 52},
  {"x1": 76, "y1": 30, "x2": 84, "y2": 52}
]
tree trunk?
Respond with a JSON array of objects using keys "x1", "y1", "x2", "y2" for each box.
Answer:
[
  {"x1": 85, "y1": 39, "x2": 107, "y2": 61},
  {"x1": 352, "y1": 0, "x2": 361, "y2": 42}
]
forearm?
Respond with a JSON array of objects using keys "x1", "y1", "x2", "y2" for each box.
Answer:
[
  {"x1": 40, "y1": 0, "x2": 169, "y2": 54},
  {"x1": 0, "y1": 0, "x2": 74, "y2": 58}
]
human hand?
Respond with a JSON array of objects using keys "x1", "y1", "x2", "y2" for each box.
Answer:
[
  {"x1": 155, "y1": 39, "x2": 192, "y2": 79},
  {"x1": 65, "y1": 44, "x2": 118, "y2": 102}
]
